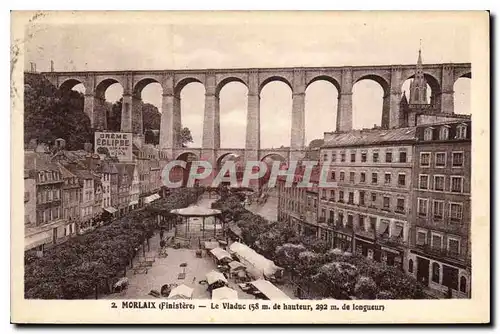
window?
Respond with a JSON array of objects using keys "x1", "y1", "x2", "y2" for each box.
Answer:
[
  {"x1": 369, "y1": 217, "x2": 376, "y2": 231},
  {"x1": 396, "y1": 198, "x2": 405, "y2": 212},
  {"x1": 432, "y1": 263, "x2": 440, "y2": 283},
  {"x1": 439, "y1": 126, "x2": 449, "y2": 140},
  {"x1": 432, "y1": 233, "x2": 443, "y2": 250},
  {"x1": 398, "y1": 174, "x2": 406, "y2": 186},
  {"x1": 393, "y1": 223, "x2": 404, "y2": 239},
  {"x1": 424, "y1": 128, "x2": 433, "y2": 141},
  {"x1": 359, "y1": 191, "x2": 365, "y2": 206},
  {"x1": 361, "y1": 152, "x2": 367, "y2": 162},
  {"x1": 385, "y1": 151, "x2": 392, "y2": 163},
  {"x1": 331, "y1": 171, "x2": 336, "y2": 181},
  {"x1": 339, "y1": 172, "x2": 345, "y2": 182},
  {"x1": 460, "y1": 276, "x2": 467, "y2": 293},
  {"x1": 341, "y1": 152, "x2": 346, "y2": 162},
  {"x1": 384, "y1": 173, "x2": 391, "y2": 184},
  {"x1": 452, "y1": 152, "x2": 464, "y2": 167},
  {"x1": 321, "y1": 189, "x2": 326, "y2": 199},
  {"x1": 382, "y1": 196, "x2": 390, "y2": 209},
  {"x1": 419, "y1": 175, "x2": 429, "y2": 189},
  {"x1": 338, "y1": 212, "x2": 344, "y2": 224},
  {"x1": 434, "y1": 175, "x2": 445, "y2": 191},
  {"x1": 347, "y1": 214, "x2": 353, "y2": 228},
  {"x1": 329, "y1": 190, "x2": 335, "y2": 200},
  {"x1": 371, "y1": 193, "x2": 377, "y2": 202},
  {"x1": 373, "y1": 152, "x2": 379, "y2": 163},
  {"x1": 371, "y1": 172, "x2": 378, "y2": 184},
  {"x1": 417, "y1": 231, "x2": 427, "y2": 245},
  {"x1": 418, "y1": 198, "x2": 428, "y2": 217},
  {"x1": 408, "y1": 259, "x2": 414, "y2": 273},
  {"x1": 359, "y1": 215, "x2": 365, "y2": 230},
  {"x1": 348, "y1": 192, "x2": 354, "y2": 204},
  {"x1": 451, "y1": 176, "x2": 464, "y2": 193},
  {"x1": 399, "y1": 151, "x2": 407, "y2": 163},
  {"x1": 433, "y1": 200, "x2": 444, "y2": 219},
  {"x1": 350, "y1": 152, "x2": 356, "y2": 162},
  {"x1": 338, "y1": 191, "x2": 344, "y2": 202},
  {"x1": 448, "y1": 238, "x2": 460, "y2": 255},
  {"x1": 449, "y1": 203, "x2": 463, "y2": 222},
  {"x1": 435, "y1": 152, "x2": 446, "y2": 167},
  {"x1": 360, "y1": 172, "x2": 366, "y2": 183},
  {"x1": 349, "y1": 172, "x2": 355, "y2": 183},
  {"x1": 456, "y1": 125, "x2": 467, "y2": 139},
  {"x1": 323, "y1": 154, "x2": 329, "y2": 162},
  {"x1": 420, "y1": 152, "x2": 430, "y2": 167},
  {"x1": 331, "y1": 152, "x2": 336, "y2": 162}
]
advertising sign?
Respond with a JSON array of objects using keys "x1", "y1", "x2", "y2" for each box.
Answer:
[{"x1": 94, "y1": 132, "x2": 133, "y2": 161}]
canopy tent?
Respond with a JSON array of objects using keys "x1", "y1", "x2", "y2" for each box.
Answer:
[
  {"x1": 206, "y1": 270, "x2": 228, "y2": 285},
  {"x1": 212, "y1": 286, "x2": 238, "y2": 300},
  {"x1": 204, "y1": 241, "x2": 220, "y2": 250},
  {"x1": 210, "y1": 247, "x2": 232, "y2": 262},
  {"x1": 229, "y1": 242, "x2": 282, "y2": 278},
  {"x1": 144, "y1": 194, "x2": 161, "y2": 204},
  {"x1": 250, "y1": 279, "x2": 291, "y2": 300},
  {"x1": 170, "y1": 207, "x2": 222, "y2": 217},
  {"x1": 104, "y1": 207, "x2": 118, "y2": 214},
  {"x1": 168, "y1": 284, "x2": 194, "y2": 299},
  {"x1": 128, "y1": 200, "x2": 139, "y2": 206},
  {"x1": 228, "y1": 261, "x2": 246, "y2": 272}
]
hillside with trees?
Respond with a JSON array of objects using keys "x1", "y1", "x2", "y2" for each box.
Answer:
[{"x1": 24, "y1": 73, "x2": 93, "y2": 150}]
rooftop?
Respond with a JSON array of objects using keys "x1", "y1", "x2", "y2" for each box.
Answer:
[{"x1": 322, "y1": 127, "x2": 417, "y2": 148}]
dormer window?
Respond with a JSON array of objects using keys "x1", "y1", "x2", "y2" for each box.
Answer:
[
  {"x1": 456, "y1": 124, "x2": 467, "y2": 139},
  {"x1": 424, "y1": 128, "x2": 433, "y2": 141},
  {"x1": 439, "y1": 126, "x2": 449, "y2": 140}
]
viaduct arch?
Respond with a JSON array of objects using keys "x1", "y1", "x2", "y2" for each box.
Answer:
[{"x1": 43, "y1": 62, "x2": 471, "y2": 164}]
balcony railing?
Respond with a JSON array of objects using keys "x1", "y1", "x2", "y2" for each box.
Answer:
[
  {"x1": 378, "y1": 235, "x2": 405, "y2": 248},
  {"x1": 415, "y1": 244, "x2": 463, "y2": 261}
]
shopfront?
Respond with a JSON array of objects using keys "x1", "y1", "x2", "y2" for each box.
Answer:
[{"x1": 333, "y1": 231, "x2": 353, "y2": 252}]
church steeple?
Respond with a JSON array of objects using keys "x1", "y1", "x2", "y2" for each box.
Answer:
[{"x1": 409, "y1": 41, "x2": 428, "y2": 105}]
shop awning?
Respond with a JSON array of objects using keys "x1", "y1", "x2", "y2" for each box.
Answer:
[
  {"x1": 206, "y1": 270, "x2": 228, "y2": 285},
  {"x1": 212, "y1": 286, "x2": 238, "y2": 300},
  {"x1": 377, "y1": 221, "x2": 389, "y2": 236},
  {"x1": 152, "y1": 194, "x2": 161, "y2": 200},
  {"x1": 104, "y1": 207, "x2": 118, "y2": 214},
  {"x1": 144, "y1": 195, "x2": 158, "y2": 204},
  {"x1": 129, "y1": 200, "x2": 139, "y2": 206}
]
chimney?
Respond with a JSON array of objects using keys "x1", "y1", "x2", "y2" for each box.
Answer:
[{"x1": 84, "y1": 142, "x2": 93, "y2": 153}]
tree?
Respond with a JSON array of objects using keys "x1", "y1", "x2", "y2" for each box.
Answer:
[
  {"x1": 354, "y1": 276, "x2": 378, "y2": 299},
  {"x1": 144, "y1": 129, "x2": 156, "y2": 145},
  {"x1": 106, "y1": 99, "x2": 122, "y2": 131},
  {"x1": 24, "y1": 74, "x2": 93, "y2": 150},
  {"x1": 142, "y1": 103, "x2": 161, "y2": 130},
  {"x1": 179, "y1": 127, "x2": 193, "y2": 147}
]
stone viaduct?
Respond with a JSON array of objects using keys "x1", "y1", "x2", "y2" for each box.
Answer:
[{"x1": 42, "y1": 62, "x2": 471, "y2": 164}]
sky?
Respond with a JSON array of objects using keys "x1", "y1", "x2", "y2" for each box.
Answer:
[{"x1": 24, "y1": 15, "x2": 471, "y2": 148}]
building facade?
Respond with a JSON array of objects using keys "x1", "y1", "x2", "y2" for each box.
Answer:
[
  {"x1": 319, "y1": 128, "x2": 415, "y2": 264},
  {"x1": 58, "y1": 164, "x2": 80, "y2": 239},
  {"x1": 24, "y1": 152, "x2": 67, "y2": 252},
  {"x1": 407, "y1": 120, "x2": 472, "y2": 298}
]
